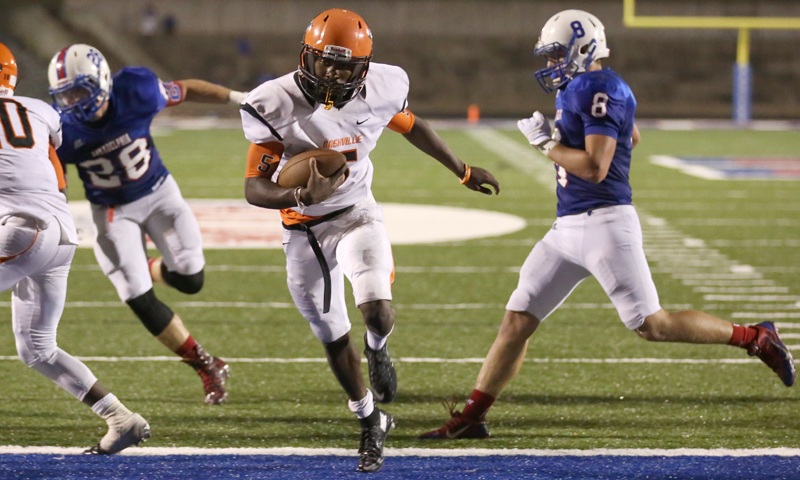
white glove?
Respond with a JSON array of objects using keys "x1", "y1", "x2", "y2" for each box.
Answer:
[
  {"x1": 517, "y1": 111, "x2": 557, "y2": 155},
  {"x1": 228, "y1": 90, "x2": 248, "y2": 106}
]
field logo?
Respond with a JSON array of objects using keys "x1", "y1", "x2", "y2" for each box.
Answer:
[
  {"x1": 68, "y1": 200, "x2": 526, "y2": 249},
  {"x1": 650, "y1": 156, "x2": 800, "y2": 180}
]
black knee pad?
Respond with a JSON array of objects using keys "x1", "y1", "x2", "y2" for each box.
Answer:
[
  {"x1": 162, "y1": 267, "x2": 204, "y2": 295},
  {"x1": 126, "y1": 289, "x2": 174, "y2": 336}
]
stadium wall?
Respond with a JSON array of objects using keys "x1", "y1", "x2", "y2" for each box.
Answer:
[{"x1": 34, "y1": 0, "x2": 800, "y2": 119}]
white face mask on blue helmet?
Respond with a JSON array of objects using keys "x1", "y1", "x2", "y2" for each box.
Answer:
[
  {"x1": 533, "y1": 10, "x2": 610, "y2": 93},
  {"x1": 47, "y1": 44, "x2": 113, "y2": 122}
]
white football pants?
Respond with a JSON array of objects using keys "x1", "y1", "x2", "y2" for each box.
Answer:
[
  {"x1": 506, "y1": 204, "x2": 661, "y2": 329},
  {"x1": 0, "y1": 214, "x2": 98, "y2": 401},
  {"x1": 91, "y1": 175, "x2": 205, "y2": 301},
  {"x1": 283, "y1": 195, "x2": 394, "y2": 343}
]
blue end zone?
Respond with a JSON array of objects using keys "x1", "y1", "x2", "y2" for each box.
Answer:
[
  {"x1": 3, "y1": 454, "x2": 800, "y2": 480},
  {"x1": 650, "y1": 156, "x2": 800, "y2": 180}
]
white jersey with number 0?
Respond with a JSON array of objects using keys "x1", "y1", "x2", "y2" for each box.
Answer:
[{"x1": 0, "y1": 95, "x2": 76, "y2": 243}]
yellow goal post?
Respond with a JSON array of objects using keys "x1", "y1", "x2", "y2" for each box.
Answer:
[{"x1": 622, "y1": 0, "x2": 800, "y2": 123}]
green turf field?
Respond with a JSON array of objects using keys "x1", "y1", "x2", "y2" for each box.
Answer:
[{"x1": 1, "y1": 124, "x2": 798, "y2": 450}]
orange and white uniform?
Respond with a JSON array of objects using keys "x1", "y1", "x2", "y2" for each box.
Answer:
[
  {"x1": 241, "y1": 63, "x2": 412, "y2": 342},
  {"x1": 0, "y1": 94, "x2": 99, "y2": 401},
  {"x1": 0, "y1": 96, "x2": 75, "y2": 242}
]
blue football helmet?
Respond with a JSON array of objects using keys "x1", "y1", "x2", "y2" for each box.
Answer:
[{"x1": 533, "y1": 10, "x2": 610, "y2": 93}]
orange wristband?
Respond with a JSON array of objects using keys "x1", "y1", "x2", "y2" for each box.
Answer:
[{"x1": 459, "y1": 164, "x2": 472, "y2": 185}]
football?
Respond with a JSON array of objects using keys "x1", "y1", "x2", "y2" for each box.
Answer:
[{"x1": 276, "y1": 148, "x2": 347, "y2": 188}]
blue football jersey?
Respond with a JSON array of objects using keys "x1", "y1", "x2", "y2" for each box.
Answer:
[
  {"x1": 553, "y1": 68, "x2": 636, "y2": 216},
  {"x1": 57, "y1": 67, "x2": 171, "y2": 206}
]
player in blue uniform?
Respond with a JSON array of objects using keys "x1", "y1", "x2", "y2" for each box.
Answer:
[
  {"x1": 550, "y1": 67, "x2": 636, "y2": 216},
  {"x1": 48, "y1": 44, "x2": 247, "y2": 405},
  {"x1": 420, "y1": 9, "x2": 795, "y2": 440}
]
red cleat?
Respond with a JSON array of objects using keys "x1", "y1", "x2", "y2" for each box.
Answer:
[
  {"x1": 419, "y1": 399, "x2": 490, "y2": 440},
  {"x1": 185, "y1": 345, "x2": 231, "y2": 404},
  {"x1": 745, "y1": 321, "x2": 795, "y2": 387}
]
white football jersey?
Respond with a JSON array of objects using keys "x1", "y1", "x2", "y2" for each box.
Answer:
[
  {"x1": 241, "y1": 63, "x2": 410, "y2": 217},
  {"x1": 0, "y1": 95, "x2": 77, "y2": 243}
]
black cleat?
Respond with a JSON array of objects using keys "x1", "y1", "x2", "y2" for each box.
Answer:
[
  {"x1": 364, "y1": 334, "x2": 397, "y2": 403},
  {"x1": 357, "y1": 408, "x2": 395, "y2": 473}
]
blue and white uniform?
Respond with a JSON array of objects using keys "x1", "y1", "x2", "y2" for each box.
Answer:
[
  {"x1": 553, "y1": 69, "x2": 636, "y2": 216},
  {"x1": 57, "y1": 67, "x2": 204, "y2": 302},
  {"x1": 58, "y1": 67, "x2": 173, "y2": 205},
  {"x1": 507, "y1": 68, "x2": 661, "y2": 329}
]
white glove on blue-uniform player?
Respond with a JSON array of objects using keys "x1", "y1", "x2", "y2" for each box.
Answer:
[{"x1": 517, "y1": 111, "x2": 558, "y2": 155}]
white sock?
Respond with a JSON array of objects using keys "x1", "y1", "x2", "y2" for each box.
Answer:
[
  {"x1": 91, "y1": 394, "x2": 132, "y2": 425},
  {"x1": 366, "y1": 327, "x2": 393, "y2": 351},
  {"x1": 348, "y1": 390, "x2": 375, "y2": 419}
]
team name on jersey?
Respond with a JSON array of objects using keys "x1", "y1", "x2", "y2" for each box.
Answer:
[
  {"x1": 323, "y1": 135, "x2": 362, "y2": 149},
  {"x1": 91, "y1": 133, "x2": 133, "y2": 157}
]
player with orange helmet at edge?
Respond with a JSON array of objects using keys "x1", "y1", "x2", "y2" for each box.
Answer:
[
  {"x1": 240, "y1": 8, "x2": 500, "y2": 473},
  {"x1": 0, "y1": 41, "x2": 149, "y2": 455}
]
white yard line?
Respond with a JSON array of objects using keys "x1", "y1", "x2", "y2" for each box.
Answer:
[{"x1": 0, "y1": 355, "x2": 773, "y2": 364}]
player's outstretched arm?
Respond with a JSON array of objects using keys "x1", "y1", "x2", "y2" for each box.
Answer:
[
  {"x1": 178, "y1": 78, "x2": 247, "y2": 105},
  {"x1": 401, "y1": 115, "x2": 500, "y2": 195}
]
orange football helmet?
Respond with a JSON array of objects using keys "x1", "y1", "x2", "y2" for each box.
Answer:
[
  {"x1": 298, "y1": 9, "x2": 373, "y2": 110},
  {"x1": 0, "y1": 42, "x2": 18, "y2": 95}
]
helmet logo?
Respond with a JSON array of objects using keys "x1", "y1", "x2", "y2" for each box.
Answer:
[
  {"x1": 570, "y1": 21, "x2": 586, "y2": 38},
  {"x1": 323, "y1": 45, "x2": 352, "y2": 59},
  {"x1": 569, "y1": 20, "x2": 597, "y2": 65},
  {"x1": 87, "y1": 48, "x2": 104, "y2": 70}
]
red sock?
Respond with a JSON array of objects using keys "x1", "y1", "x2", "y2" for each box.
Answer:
[
  {"x1": 176, "y1": 336, "x2": 199, "y2": 359},
  {"x1": 729, "y1": 324, "x2": 757, "y2": 347},
  {"x1": 462, "y1": 389, "x2": 495, "y2": 421}
]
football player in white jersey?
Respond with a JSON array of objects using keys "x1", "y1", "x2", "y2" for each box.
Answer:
[
  {"x1": 0, "y1": 43, "x2": 149, "y2": 454},
  {"x1": 240, "y1": 8, "x2": 499, "y2": 473},
  {"x1": 419, "y1": 9, "x2": 794, "y2": 441},
  {"x1": 48, "y1": 44, "x2": 248, "y2": 405}
]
